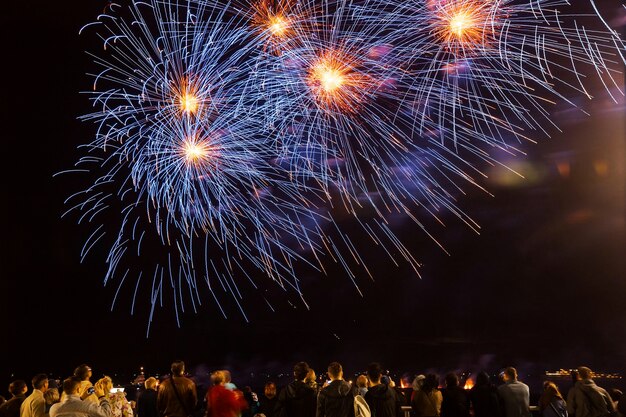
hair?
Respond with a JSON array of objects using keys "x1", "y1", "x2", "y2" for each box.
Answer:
[
  {"x1": 504, "y1": 367, "x2": 518, "y2": 381},
  {"x1": 422, "y1": 374, "x2": 439, "y2": 393},
  {"x1": 73, "y1": 365, "x2": 92, "y2": 381},
  {"x1": 145, "y1": 377, "x2": 158, "y2": 390},
  {"x1": 356, "y1": 375, "x2": 368, "y2": 388},
  {"x1": 211, "y1": 371, "x2": 226, "y2": 385},
  {"x1": 327, "y1": 362, "x2": 342, "y2": 379},
  {"x1": 44, "y1": 388, "x2": 60, "y2": 406},
  {"x1": 577, "y1": 367, "x2": 593, "y2": 380},
  {"x1": 293, "y1": 362, "x2": 310, "y2": 381},
  {"x1": 8, "y1": 380, "x2": 27, "y2": 396},
  {"x1": 264, "y1": 381, "x2": 277, "y2": 394},
  {"x1": 305, "y1": 368, "x2": 317, "y2": 386},
  {"x1": 539, "y1": 381, "x2": 564, "y2": 410},
  {"x1": 171, "y1": 361, "x2": 185, "y2": 376},
  {"x1": 220, "y1": 370, "x2": 232, "y2": 383},
  {"x1": 32, "y1": 374, "x2": 49, "y2": 390},
  {"x1": 62, "y1": 377, "x2": 82, "y2": 395},
  {"x1": 366, "y1": 363, "x2": 382, "y2": 383},
  {"x1": 445, "y1": 373, "x2": 459, "y2": 388},
  {"x1": 99, "y1": 376, "x2": 113, "y2": 392},
  {"x1": 475, "y1": 372, "x2": 491, "y2": 387}
]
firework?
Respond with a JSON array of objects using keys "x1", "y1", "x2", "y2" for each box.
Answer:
[{"x1": 64, "y1": 0, "x2": 626, "y2": 326}]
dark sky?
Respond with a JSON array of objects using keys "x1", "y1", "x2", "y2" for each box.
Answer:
[{"x1": 1, "y1": 0, "x2": 625, "y2": 393}]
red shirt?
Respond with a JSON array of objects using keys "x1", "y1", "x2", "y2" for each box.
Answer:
[{"x1": 206, "y1": 385, "x2": 248, "y2": 417}]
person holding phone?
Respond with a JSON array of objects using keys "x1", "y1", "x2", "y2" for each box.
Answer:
[{"x1": 49, "y1": 377, "x2": 112, "y2": 417}]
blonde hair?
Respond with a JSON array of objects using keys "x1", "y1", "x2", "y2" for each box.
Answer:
[
  {"x1": 211, "y1": 371, "x2": 226, "y2": 385},
  {"x1": 98, "y1": 376, "x2": 113, "y2": 392},
  {"x1": 145, "y1": 377, "x2": 158, "y2": 390},
  {"x1": 44, "y1": 388, "x2": 60, "y2": 405}
]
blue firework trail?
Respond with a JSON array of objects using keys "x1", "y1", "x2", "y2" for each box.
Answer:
[{"x1": 61, "y1": 0, "x2": 626, "y2": 329}]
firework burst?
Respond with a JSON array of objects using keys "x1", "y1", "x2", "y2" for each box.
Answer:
[{"x1": 64, "y1": 0, "x2": 626, "y2": 327}]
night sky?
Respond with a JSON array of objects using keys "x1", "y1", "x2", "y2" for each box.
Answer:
[{"x1": 1, "y1": 0, "x2": 625, "y2": 394}]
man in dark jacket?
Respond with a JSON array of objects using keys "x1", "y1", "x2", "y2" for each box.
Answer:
[
  {"x1": 316, "y1": 362, "x2": 354, "y2": 417},
  {"x1": 157, "y1": 360, "x2": 198, "y2": 417},
  {"x1": 275, "y1": 362, "x2": 317, "y2": 417},
  {"x1": 136, "y1": 377, "x2": 159, "y2": 417},
  {"x1": 0, "y1": 380, "x2": 28, "y2": 417},
  {"x1": 440, "y1": 373, "x2": 469, "y2": 417},
  {"x1": 363, "y1": 363, "x2": 401, "y2": 417}
]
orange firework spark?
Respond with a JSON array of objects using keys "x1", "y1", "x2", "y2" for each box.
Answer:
[
  {"x1": 251, "y1": 0, "x2": 297, "y2": 53},
  {"x1": 173, "y1": 77, "x2": 202, "y2": 116},
  {"x1": 306, "y1": 50, "x2": 370, "y2": 113},
  {"x1": 180, "y1": 135, "x2": 217, "y2": 168},
  {"x1": 432, "y1": 1, "x2": 495, "y2": 48}
]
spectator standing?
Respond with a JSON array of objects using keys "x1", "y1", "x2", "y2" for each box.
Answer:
[
  {"x1": 256, "y1": 382, "x2": 277, "y2": 417},
  {"x1": 355, "y1": 376, "x2": 368, "y2": 398},
  {"x1": 316, "y1": 362, "x2": 355, "y2": 417},
  {"x1": 469, "y1": 372, "x2": 501, "y2": 417},
  {"x1": 363, "y1": 363, "x2": 401, "y2": 417},
  {"x1": 157, "y1": 360, "x2": 198, "y2": 417},
  {"x1": 538, "y1": 381, "x2": 567, "y2": 417},
  {"x1": 411, "y1": 373, "x2": 442, "y2": 417},
  {"x1": 20, "y1": 374, "x2": 49, "y2": 417},
  {"x1": 497, "y1": 367, "x2": 531, "y2": 417},
  {"x1": 136, "y1": 378, "x2": 159, "y2": 417},
  {"x1": 99, "y1": 377, "x2": 133, "y2": 417},
  {"x1": 274, "y1": 362, "x2": 317, "y2": 417},
  {"x1": 73, "y1": 364, "x2": 98, "y2": 405},
  {"x1": 0, "y1": 380, "x2": 28, "y2": 417},
  {"x1": 43, "y1": 388, "x2": 60, "y2": 415},
  {"x1": 49, "y1": 376, "x2": 111, "y2": 417},
  {"x1": 305, "y1": 370, "x2": 319, "y2": 396},
  {"x1": 566, "y1": 366, "x2": 615, "y2": 417},
  {"x1": 205, "y1": 371, "x2": 247, "y2": 417},
  {"x1": 440, "y1": 373, "x2": 469, "y2": 417}
]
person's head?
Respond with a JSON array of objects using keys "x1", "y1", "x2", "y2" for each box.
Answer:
[
  {"x1": 221, "y1": 370, "x2": 232, "y2": 384},
  {"x1": 44, "y1": 388, "x2": 60, "y2": 406},
  {"x1": 211, "y1": 370, "x2": 226, "y2": 386},
  {"x1": 32, "y1": 374, "x2": 49, "y2": 392},
  {"x1": 542, "y1": 381, "x2": 563, "y2": 398},
  {"x1": 475, "y1": 372, "x2": 490, "y2": 387},
  {"x1": 62, "y1": 377, "x2": 82, "y2": 396},
  {"x1": 445, "y1": 373, "x2": 459, "y2": 388},
  {"x1": 327, "y1": 362, "x2": 343, "y2": 381},
  {"x1": 305, "y1": 368, "x2": 316, "y2": 385},
  {"x1": 422, "y1": 374, "x2": 439, "y2": 393},
  {"x1": 74, "y1": 365, "x2": 92, "y2": 381},
  {"x1": 366, "y1": 363, "x2": 383, "y2": 384},
  {"x1": 264, "y1": 382, "x2": 277, "y2": 399},
  {"x1": 145, "y1": 377, "x2": 158, "y2": 390},
  {"x1": 577, "y1": 366, "x2": 593, "y2": 380},
  {"x1": 98, "y1": 376, "x2": 113, "y2": 393},
  {"x1": 293, "y1": 362, "x2": 310, "y2": 381},
  {"x1": 171, "y1": 360, "x2": 185, "y2": 377},
  {"x1": 503, "y1": 367, "x2": 518, "y2": 382},
  {"x1": 8, "y1": 380, "x2": 27, "y2": 397},
  {"x1": 356, "y1": 375, "x2": 368, "y2": 389}
]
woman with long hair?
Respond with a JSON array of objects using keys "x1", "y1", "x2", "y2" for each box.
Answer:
[
  {"x1": 411, "y1": 374, "x2": 442, "y2": 417},
  {"x1": 538, "y1": 381, "x2": 567, "y2": 417}
]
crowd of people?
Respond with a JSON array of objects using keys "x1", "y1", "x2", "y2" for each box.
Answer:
[{"x1": 0, "y1": 362, "x2": 624, "y2": 417}]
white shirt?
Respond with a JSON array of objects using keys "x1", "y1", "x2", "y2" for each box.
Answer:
[{"x1": 49, "y1": 395, "x2": 112, "y2": 417}]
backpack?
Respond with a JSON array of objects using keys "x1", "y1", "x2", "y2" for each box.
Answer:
[{"x1": 354, "y1": 394, "x2": 371, "y2": 417}]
